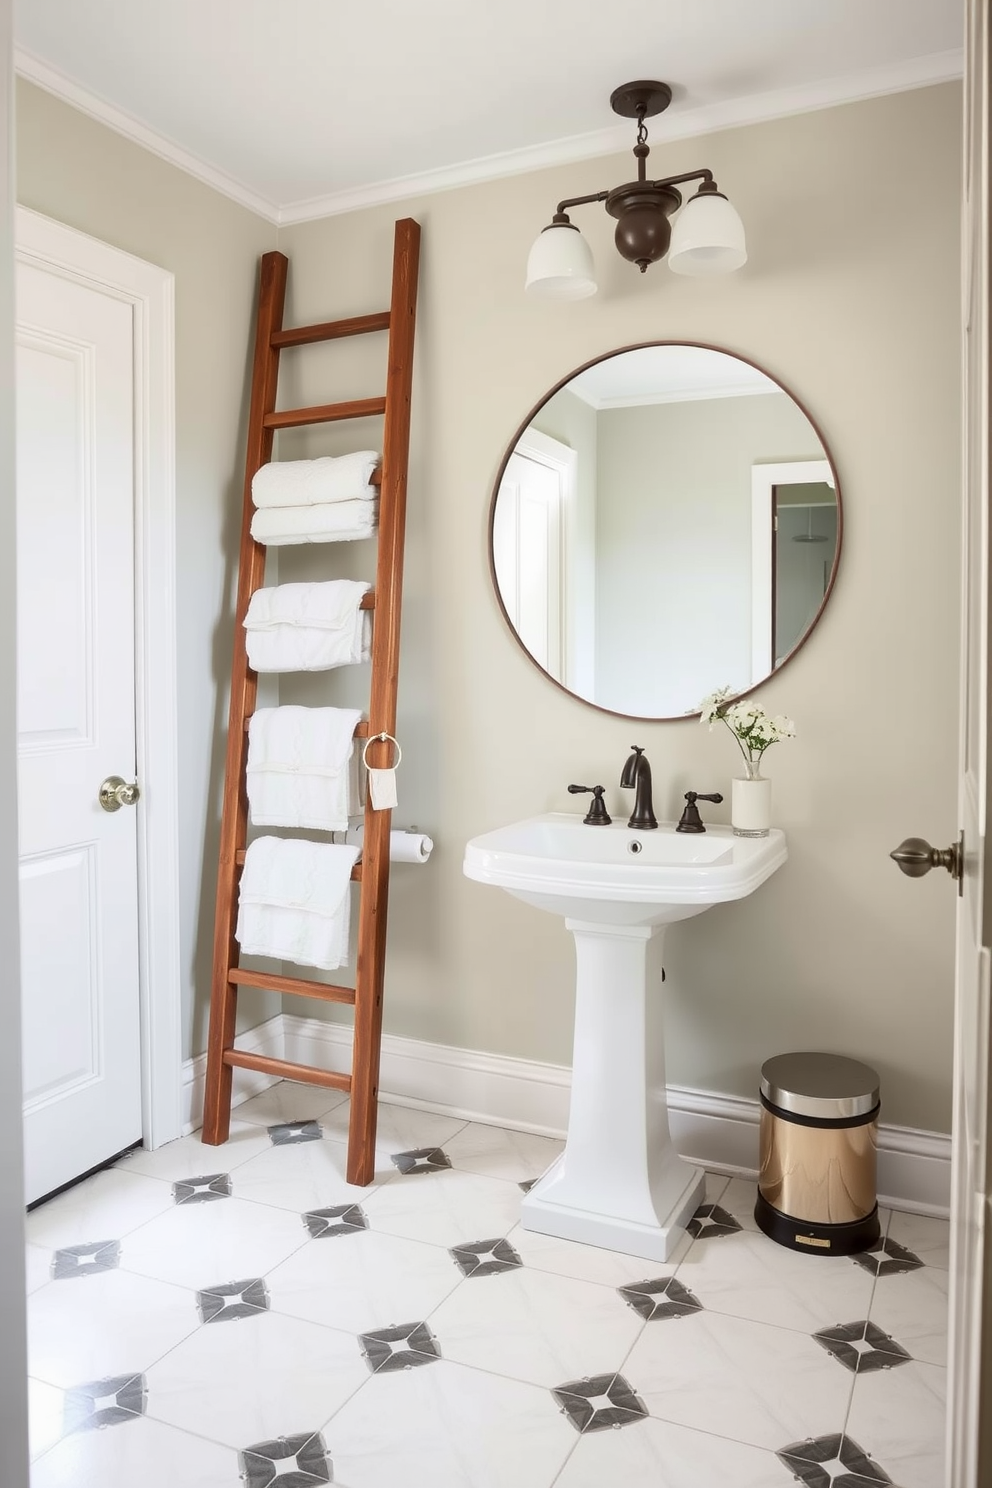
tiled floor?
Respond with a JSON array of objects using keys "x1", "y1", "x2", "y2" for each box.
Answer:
[{"x1": 24, "y1": 1084, "x2": 949, "y2": 1487}]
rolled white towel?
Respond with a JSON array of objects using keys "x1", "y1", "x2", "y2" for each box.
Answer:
[
  {"x1": 247, "y1": 706, "x2": 362, "y2": 831},
  {"x1": 236, "y1": 836, "x2": 360, "y2": 970},
  {"x1": 252, "y1": 451, "x2": 380, "y2": 508},
  {"x1": 244, "y1": 581, "x2": 371, "y2": 672},
  {"x1": 251, "y1": 500, "x2": 378, "y2": 546}
]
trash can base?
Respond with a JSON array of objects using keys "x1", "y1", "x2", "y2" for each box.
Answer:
[{"x1": 754, "y1": 1191, "x2": 880, "y2": 1256}]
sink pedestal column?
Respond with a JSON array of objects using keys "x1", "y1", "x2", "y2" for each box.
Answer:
[{"x1": 520, "y1": 919, "x2": 704, "y2": 1262}]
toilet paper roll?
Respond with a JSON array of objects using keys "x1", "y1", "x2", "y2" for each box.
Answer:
[{"x1": 345, "y1": 821, "x2": 434, "y2": 863}]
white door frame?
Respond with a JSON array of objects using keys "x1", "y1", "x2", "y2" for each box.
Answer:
[
  {"x1": 750, "y1": 458, "x2": 833, "y2": 681},
  {"x1": 16, "y1": 206, "x2": 182, "y2": 1151}
]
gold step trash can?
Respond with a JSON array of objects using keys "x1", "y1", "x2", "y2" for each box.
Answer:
[{"x1": 755, "y1": 1052, "x2": 881, "y2": 1255}]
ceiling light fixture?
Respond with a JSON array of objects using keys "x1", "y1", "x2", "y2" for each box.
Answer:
[{"x1": 525, "y1": 80, "x2": 747, "y2": 300}]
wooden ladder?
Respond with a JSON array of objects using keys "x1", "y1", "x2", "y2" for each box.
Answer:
[{"x1": 201, "y1": 218, "x2": 420, "y2": 1186}]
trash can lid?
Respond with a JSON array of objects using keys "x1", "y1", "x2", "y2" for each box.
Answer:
[{"x1": 760, "y1": 1052, "x2": 880, "y2": 1121}]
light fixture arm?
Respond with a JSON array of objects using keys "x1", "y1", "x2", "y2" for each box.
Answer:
[{"x1": 552, "y1": 169, "x2": 720, "y2": 223}]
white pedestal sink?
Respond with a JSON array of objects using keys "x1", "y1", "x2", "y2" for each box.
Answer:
[{"x1": 463, "y1": 814, "x2": 787, "y2": 1262}]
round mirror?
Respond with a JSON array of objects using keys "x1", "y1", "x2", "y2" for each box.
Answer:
[{"x1": 489, "y1": 342, "x2": 842, "y2": 720}]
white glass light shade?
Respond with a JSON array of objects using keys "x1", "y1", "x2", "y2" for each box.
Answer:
[
  {"x1": 525, "y1": 223, "x2": 597, "y2": 299},
  {"x1": 667, "y1": 192, "x2": 747, "y2": 277}
]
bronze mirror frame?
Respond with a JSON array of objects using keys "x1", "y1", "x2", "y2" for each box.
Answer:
[{"x1": 488, "y1": 340, "x2": 843, "y2": 721}]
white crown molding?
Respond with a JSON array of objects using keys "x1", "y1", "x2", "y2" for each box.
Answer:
[
  {"x1": 14, "y1": 47, "x2": 280, "y2": 224},
  {"x1": 183, "y1": 1011, "x2": 952, "y2": 1216},
  {"x1": 17, "y1": 43, "x2": 961, "y2": 230},
  {"x1": 277, "y1": 47, "x2": 964, "y2": 225}
]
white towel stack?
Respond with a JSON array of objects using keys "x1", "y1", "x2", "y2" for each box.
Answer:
[
  {"x1": 244, "y1": 581, "x2": 371, "y2": 672},
  {"x1": 236, "y1": 836, "x2": 361, "y2": 970},
  {"x1": 246, "y1": 706, "x2": 362, "y2": 831},
  {"x1": 250, "y1": 451, "x2": 380, "y2": 546}
]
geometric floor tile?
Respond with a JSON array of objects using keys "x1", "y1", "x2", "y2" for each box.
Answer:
[
  {"x1": 172, "y1": 1173, "x2": 232, "y2": 1205},
  {"x1": 449, "y1": 1236, "x2": 523, "y2": 1277},
  {"x1": 50, "y1": 1240, "x2": 121, "y2": 1281},
  {"x1": 239, "y1": 1429, "x2": 331, "y2": 1487},
  {"x1": 358, "y1": 1320, "x2": 442, "y2": 1373},
  {"x1": 852, "y1": 1237, "x2": 924, "y2": 1277},
  {"x1": 551, "y1": 1372, "x2": 648, "y2": 1433},
  {"x1": 302, "y1": 1203, "x2": 368, "y2": 1239},
  {"x1": 62, "y1": 1372, "x2": 147, "y2": 1433},
  {"x1": 813, "y1": 1320, "x2": 911, "y2": 1374},
  {"x1": 390, "y1": 1147, "x2": 452, "y2": 1175},
  {"x1": 196, "y1": 1277, "x2": 270, "y2": 1324},
  {"x1": 775, "y1": 1432, "x2": 894, "y2": 1485},
  {"x1": 686, "y1": 1203, "x2": 742, "y2": 1239},
  {"x1": 618, "y1": 1275, "x2": 703, "y2": 1321},
  {"x1": 268, "y1": 1121, "x2": 324, "y2": 1146}
]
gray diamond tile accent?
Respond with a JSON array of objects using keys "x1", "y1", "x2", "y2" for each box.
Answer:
[
  {"x1": 196, "y1": 1277, "x2": 270, "y2": 1324},
  {"x1": 173, "y1": 1173, "x2": 232, "y2": 1205},
  {"x1": 63, "y1": 1373, "x2": 147, "y2": 1433},
  {"x1": 814, "y1": 1319, "x2": 912, "y2": 1374},
  {"x1": 687, "y1": 1202, "x2": 742, "y2": 1239},
  {"x1": 519, "y1": 1178, "x2": 537, "y2": 1193},
  {"x1": 776, "y1": 1432, "x2": 893, "y2": 1485},
  {"x1": 51, "y1": 1240, "x2": 121, "y2": 1281},
  {"x1": 552, "y1": 1372, "x2": 648, "y2": 1434},
  {"x1": 239, "y1": 1429, "x2": 331, "y2": 1487},
  {"x1": 390, "y1": 1147, "x2": 452, "y2": 1175},
  {"x1": 359, "y1": 1321, "x2": 441, "y2": 1373},
  {"x1": 852, "y1": 1237, "x2": 924, "y2": 1277},
  {"x1": 449, "y1": 1237, "x2": 523, "y2": 1277},
  {"x1": 303, "y1": 1203, "x2": 368, "y2": 1239},
  {"x1": 268, "y1": 1121, "x2": 324, "y2": 1146},
  {"x1": 619, "y1": 1275, "x2": 703, "y2": 1321}
]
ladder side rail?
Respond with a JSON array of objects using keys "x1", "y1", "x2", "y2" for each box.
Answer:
[
  {"x1": 347, "y1": 218, "x2": 422, "y2": 1185},
  {"x1": 202, "y1": 250, "x2": 289, "y2": 1144}
]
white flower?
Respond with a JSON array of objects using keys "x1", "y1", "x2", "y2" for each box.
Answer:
[{"x1": 697, "y1": 686, "x2": 796, "y2": 766}]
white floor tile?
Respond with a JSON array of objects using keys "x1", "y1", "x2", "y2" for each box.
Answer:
[
  {"x1": 677, "y1": 1225, "x2": 874, "y2": 1333},
  {"x1": 869, "y1": 1264, "x2": 949, "y2": 1366},
  {"x1": 28, "y1": 1269, "x2": 199, "y2": 1389},
  {"x1": 553, "y1": 1413, "x2": 787, "y2": 1488},
  {"x1": 846, "y1": 1358, "x2": 947, "y2": 1488},
  {"x1": 26, "y1": 1169, "x2": 175, "y2": 1251},
  {"x1": 26, "y1": 1243, "x2": 53, "y2": 1294},
  {"x1": 119, "y1": 1195, "x2": 308, "y2": 1291},
  {"x1": 229, "y1": 1135, "x2": 390, "y2": 1213},
  {"x1": 28, "y1": 1377, "x2": 66, "y2": 1461},
  {"x1": 716, "y1": 1176, "x2": 761, "y2": 1230},
  {"x1": 623, "y1": 1307, "x2": 854, "y2": 1451},
  {"x1": 428, "y1": 1265, "x2": 643, "y2": 1388},
  {"x1": 267, "y1": 1227, "x2": 463, "y2": 1333},
  {"x1": 887, "y1": 1210, "x2": 951, "y2": 1270},
  {"x1": 117, "y1": 1121, "x2": 273, "y2": 1183},
  {"x1": 326, "y1": 1357, "x2": 575, "y2": 1488},
  {"x1": 505, "y1": 1221, "x2": 690, "y2": 1288},
  {"x1": 319, "y1": 1097, "x2": 469, "y2": 1158},
  {"x1": 232, "y1": 1082, "x2": 349, "y2": 1127},
  {"x1": 145, "y1": 1309, "x2": 367, "y2": 1449},
  {"x1": 30, "y1": 1414, "x2": 238, "y2": 1488},
  {"x1": 443, "y1": 1123, "x2": 564, "y2": 1183},
  {"x1": 361, "y1": 1167, "x2": 524, "y2": 1247}
]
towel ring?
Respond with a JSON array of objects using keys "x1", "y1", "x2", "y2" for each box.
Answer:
[{"x1": 362, "y1": 731, "x2": 402, "y2": 770}]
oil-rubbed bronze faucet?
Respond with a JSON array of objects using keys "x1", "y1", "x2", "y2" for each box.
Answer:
[
  {"x1": 620, "y1": 745, "x2": 657, "y2": 829},
  {"x1": 676, "y1": 790, "x2": 724, "y2": 833},
  {"x1": 568, "y1": 784, "x2": 612, "y2": 824}
]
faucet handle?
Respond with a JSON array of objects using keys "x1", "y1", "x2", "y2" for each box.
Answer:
[
  {"x1": 568, "y1": 784, "x2": 612, "y2": 826},
  {"x1": 676, "y1": 790, "x2": 724, "y2": 834}
]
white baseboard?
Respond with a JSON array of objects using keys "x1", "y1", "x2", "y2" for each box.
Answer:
[{"x1": 184, "y1": 1012, "x2": 952, "y2": 1216}]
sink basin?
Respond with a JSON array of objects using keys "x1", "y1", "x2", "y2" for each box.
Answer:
[{"x1": 463, "y1": 812, "x2": 787, "y2": 925}]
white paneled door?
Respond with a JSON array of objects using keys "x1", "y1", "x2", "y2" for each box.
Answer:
[{"x1": 16, "y1": 252, "x2": 143, "y2": 1203}]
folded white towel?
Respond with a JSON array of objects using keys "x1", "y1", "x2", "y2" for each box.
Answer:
[
  {"x1": 244, "y1": 581, "x2": 371, "y2": 672},
  {"x1": 247, "y1": 706, "x2": 362, "y2": 831},
  {"x1": 251, "y1": 500, "x2": 378, "y2": 546},
  {"x1": 252, "y1": 452, "x2": 380, "y2": 509},
  {"x1": 236, "y1": 836, "x2": 361, "y2": 970}
]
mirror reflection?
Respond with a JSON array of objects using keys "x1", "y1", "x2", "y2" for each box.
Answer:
[{"x1": 490, "y1": 344, "x2": 841, "y2": 719}]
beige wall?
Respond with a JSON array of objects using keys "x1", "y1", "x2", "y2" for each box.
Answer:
[
  {"x1": 16, "y1": 79, "x2": 280, "y2": 1058},
  {"x1": 278, "y1": 82, "x2": 961, "y2": 1132}
]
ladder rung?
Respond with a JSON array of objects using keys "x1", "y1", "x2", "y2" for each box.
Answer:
[
  {"x1": 271, "y1": 311, "x2": 391, "y2": 348},
  {"x1": 233, "y1": 850, "x2": 362, "y2": 881},
  {"x1": 223, "y1": 1048, "x2": 352, "y2": 1090},
  {"x1": 228, "y1": 968, "x2": 357, "y2": 1003},
  {"x1": 264, "y1": 397, "x2": 387, "y2": 429},
  {"x1": 242, "y1": 714, "x2": 373, "y2": 733}
]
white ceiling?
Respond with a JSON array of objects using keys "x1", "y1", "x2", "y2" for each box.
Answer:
[
  {"x1": 566, "y1": 346, "x2": 776, "y2": 408},
  {"x1": 14, "y1": 0, "x2": 962, "y2": 224}
]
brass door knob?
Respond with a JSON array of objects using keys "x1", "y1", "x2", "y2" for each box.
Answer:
[
  {"x1": 890, "y1": 834, "x2": 963, "y2": 888},
  {"x1": 98, "y1": 775, "x2": 140, "y2": 813}
]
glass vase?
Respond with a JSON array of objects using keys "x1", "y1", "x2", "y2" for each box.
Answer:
[{"x1": 731, "y1": 756, "x2": 771, "y2": 838}]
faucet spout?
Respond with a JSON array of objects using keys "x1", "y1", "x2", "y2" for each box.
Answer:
[{"x1": 620, "y1": 745, "x2": 658, "y2": 830}]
